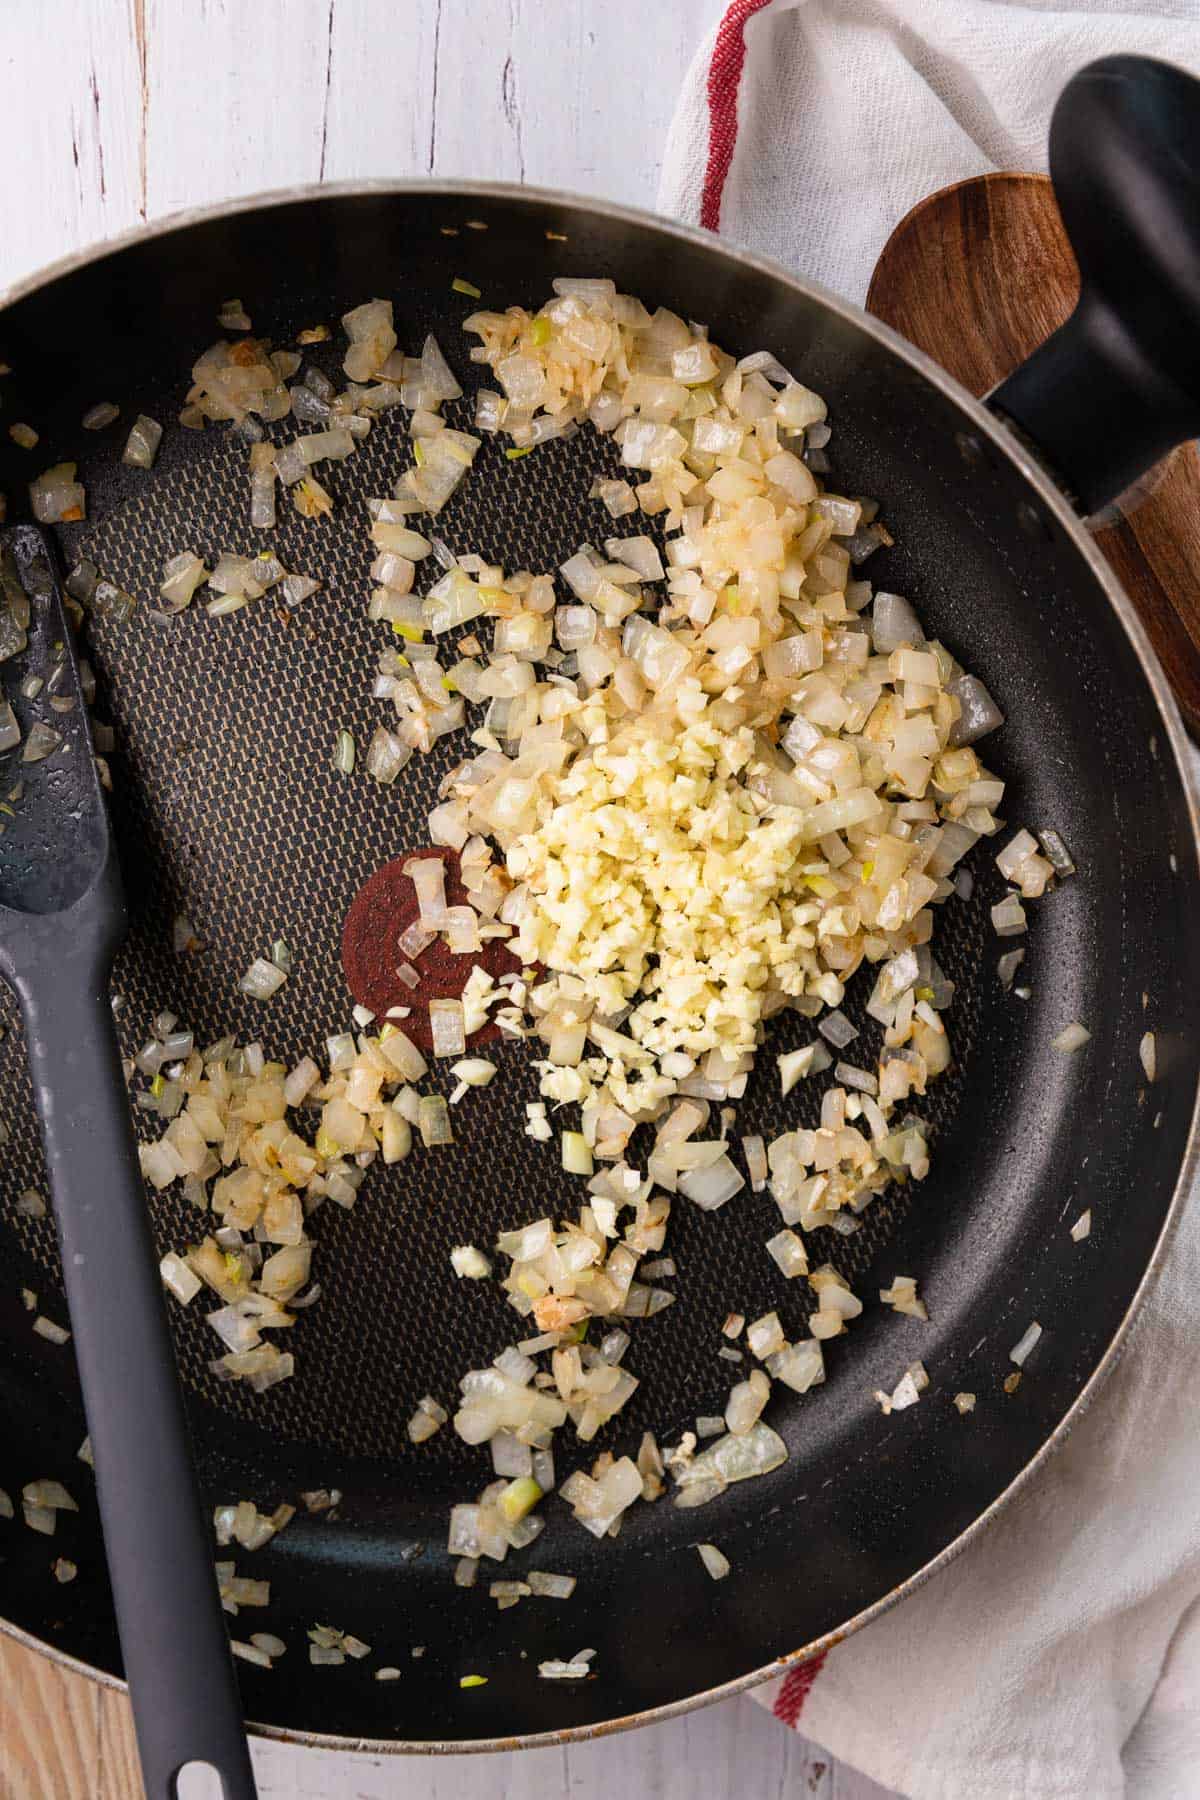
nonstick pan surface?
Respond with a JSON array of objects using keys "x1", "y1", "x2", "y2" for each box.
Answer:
[{"x1": 0, "y1": 185, "x2": 1196, "y2": 1751}]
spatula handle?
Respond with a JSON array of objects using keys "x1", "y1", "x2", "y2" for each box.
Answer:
[
  {"x1": 14, "y1": 901, "x2": 257, "y2": 1800},
  {"x1": 991, "y1": 54, "x2": 1200, "y2": 513}
]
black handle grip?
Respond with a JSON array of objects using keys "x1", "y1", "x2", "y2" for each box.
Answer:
[
  {"x1": 14, "y1": 896, "x2": 257, "y2": 1800},
  {"x1": 991, "y1": 54, "x2": 1200, "y2": 514}
]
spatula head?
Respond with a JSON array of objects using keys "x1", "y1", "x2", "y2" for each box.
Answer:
[{"x1": 0, "y1": 525, "x2": 111, "y2": 918}]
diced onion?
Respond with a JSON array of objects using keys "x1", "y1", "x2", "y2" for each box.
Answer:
[
  {"x1": 30, "y1": 462, "x2": 85, "y2": 522},
  {"x1": 880, "y1": 1275, "x2": 928, "y2": 1320},
  {"x1": 742, "y1": 1135, "x2": 767, "y2": 1191},
  {"x1": 160, "y1": 551, "x2": 209, "y2": 613},
  {"x1": 673, "y1": 1420, "x2": 787, "y2": 1507},
  {"x1": 22, "y1": 722, "x2": 62, "y2": 764},
  {"x1": 450, "y1": 1058, "x2": 496, "y2": 1087},
  {"x1": 991, "y1": 896, "x2": 1027, "y2": 938},
  {"x1": 451, "y1": 1245, "x2": 492, "y2": 1279},
  {"x1": 766, "y1": 1339, "x2": 824, "y2": 1394},
  {"x1": 561, "y1": 1131, "x2": 593, "y2": 1176},
  {"x1": 764, "y1": 1229, "x2": 808, "y2": 1278},
  {"x1": 679, "y1": 1154, "x2": 743, "y2": 1211},
  {"x1": 240, "y1": 957, "x2": 287, "y2": 1000},
  {"x1": 23, "y1": 1480, "x2": 76, "y2": 1512},
  {"x1": 160, "y1": 1252, "x2": 201, "y2": 1304},
  {"x1": 697, "y1": 1542, "x2": 730, "y2": 1580},
  {"x1": 997, "y1": 949, "x2": 1025, "y2": 990},
  {"x1": 123, "y1": 414, "x2": 163, "y2": 469},
  {"x1": 529, "y1": 1570, "x2": 576, "y2": 1599},
  {"x1": 429, "y1": 999, "x2": 466, "y2": 1058},
  {"x1": 418, "y1": 1095, "x2": 453, "y2": 1147},
  {"x1": 948, "y1": 675, "x2": 1004, "y2": 746}
]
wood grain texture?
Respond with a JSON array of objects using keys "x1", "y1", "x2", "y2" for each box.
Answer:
[
  {"x1": 867, "y1": 171, "x2": 1200, "y2": 732},
  {"x1": 0, "y1": 4, "x2": 908, "y2": 1796},
  {"x1": 0, "y1": 1631, "x2": 130, "y2": 1800},
  {"x1": 0, "y1": 0, "x2": 709, "y2": 299}
]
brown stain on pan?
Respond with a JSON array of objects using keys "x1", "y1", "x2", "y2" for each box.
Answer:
[{"x1": 340, "y1": 846, "x2": 523, "y2": 1050}]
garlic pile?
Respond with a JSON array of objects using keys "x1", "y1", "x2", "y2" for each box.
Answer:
[{"x1": 362, "y1": 280, "x2": 1010, "y2": 1226}]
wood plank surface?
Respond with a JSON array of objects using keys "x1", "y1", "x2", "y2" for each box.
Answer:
[{"x1": 0, "y1": 0, "x2": 709, "y2": 300}]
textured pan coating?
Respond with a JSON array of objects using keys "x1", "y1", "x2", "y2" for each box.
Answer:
[
  {"x1": 0, "y1": 187, "x2": 1193, "y2": 1750},
  {"x1": 4, "y1": 389, "x2": 994, "y2": 1459}
]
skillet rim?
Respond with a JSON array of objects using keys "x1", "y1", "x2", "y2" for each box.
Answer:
[{"x1": 0, "y1": 176, "x2": 1196, "y2": 1757}]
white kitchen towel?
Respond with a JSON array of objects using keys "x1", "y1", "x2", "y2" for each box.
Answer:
[
  {"x1": 660, "y1": 7, "x2": 1200, "y2": 1798},
  {"x1": 660, "y1": 0, "x2": 1200, "y2": 302},
  {"x1": 760, "y1": 1193, "x2": 1200, "y2": 1800}
]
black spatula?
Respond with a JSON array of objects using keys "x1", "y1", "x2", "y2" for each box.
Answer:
[{"x1": 0, "y1": 526, "x2": 256, "y2": 1800}]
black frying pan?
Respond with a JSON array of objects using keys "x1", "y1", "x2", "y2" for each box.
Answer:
[{"x1": 0, "y1": 54, "x2": 1197, "y2": 1758}]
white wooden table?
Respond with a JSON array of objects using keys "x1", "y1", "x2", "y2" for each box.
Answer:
[{"x1": 0, "y1": 4, "x2": 903, "y2": 1794}]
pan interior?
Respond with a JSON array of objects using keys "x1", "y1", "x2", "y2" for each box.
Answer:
[{"x1": 0, "y1": 189, "x2": 1194, "y2": 1747}]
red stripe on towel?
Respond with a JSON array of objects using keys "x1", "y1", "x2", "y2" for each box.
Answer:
[
  {"x1": 700, "y1": 0, "x2": 774, "y2": 230},
  {"x1": 773, "y1": 1651, "x2": 828, "y2": 1727}
]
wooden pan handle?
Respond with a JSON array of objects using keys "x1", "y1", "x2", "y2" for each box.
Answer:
[{"x1": 867, "y1": 171, "x2": 1200, "y2": 734}]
